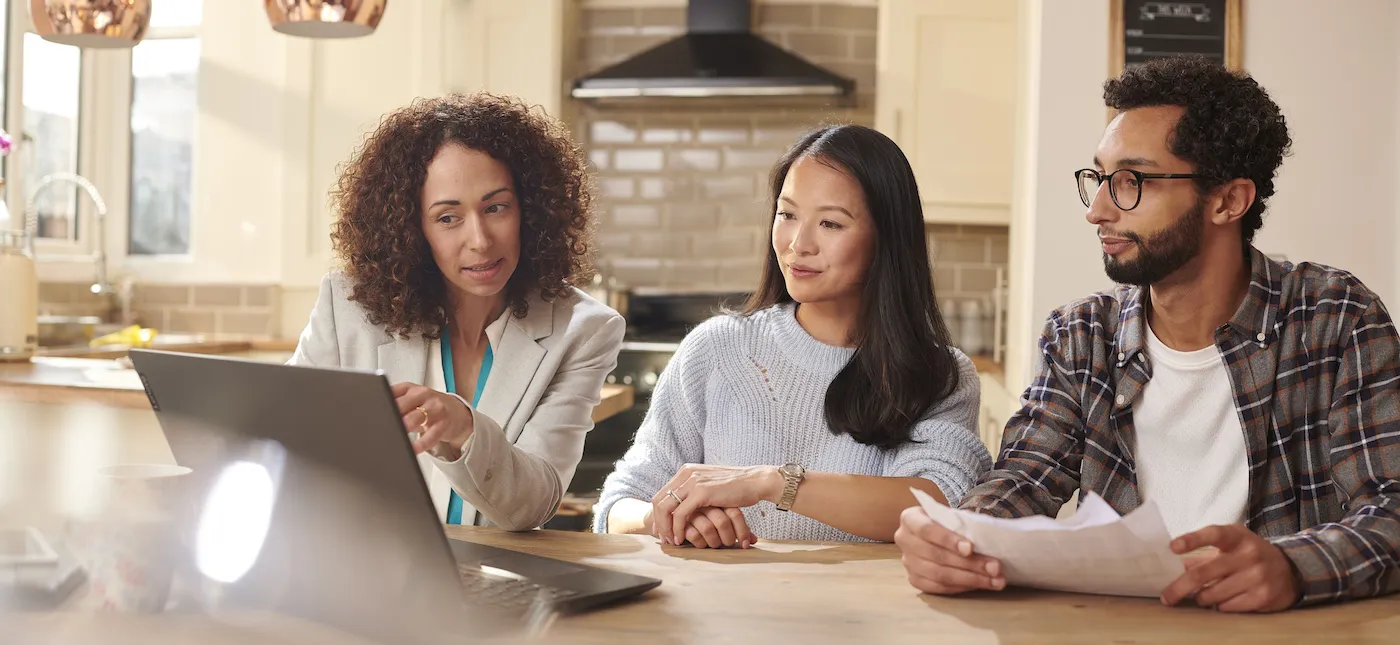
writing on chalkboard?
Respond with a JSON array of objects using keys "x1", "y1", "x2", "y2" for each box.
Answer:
[{"x1": 1119, "y1": 0, "x2": 1230, "y2": 69}]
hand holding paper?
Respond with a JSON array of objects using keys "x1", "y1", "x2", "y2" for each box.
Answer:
[
  {"x1": 902, "y1": 489, "x2": 1185, "y2": 598},
  {"x1": 894, "y1": 505, "x2": 1007, "y2": 595}
]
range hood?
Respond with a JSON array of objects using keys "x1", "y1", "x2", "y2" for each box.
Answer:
[{"x1": 571, "y1": 0, "x2": 854, "y2": 100}]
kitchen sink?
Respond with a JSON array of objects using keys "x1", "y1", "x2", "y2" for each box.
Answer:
[{"x1": 36, "y1": 315, "x2": 126, "y2": 348}]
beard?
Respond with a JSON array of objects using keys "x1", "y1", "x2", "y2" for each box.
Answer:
[{"x1": 1102, "y1": 199, "x2": 1205, "y2": 286}]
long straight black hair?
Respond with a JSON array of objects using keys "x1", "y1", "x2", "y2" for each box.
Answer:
[{"x1": 741, "y1": 124, "x2": 960, "y2": 450}]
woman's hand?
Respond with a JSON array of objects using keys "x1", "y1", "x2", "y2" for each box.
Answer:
[
  {"x1": 651, "y1": 464, "x2": 783, "y2": 546},
  {"x1": 392, "y1": 382, "x2": 475, "y2": 457},
  {"x1": 674, "y1": 507, "x2": 758, "y2": 549}
]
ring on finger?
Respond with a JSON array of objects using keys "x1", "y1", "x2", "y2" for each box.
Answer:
[
  {"x1": 667, "y1": 489, "x2": 683, "y2": 505},
  {"x1": 416, "y1": 406, "x2": 429, "y2": 430}
]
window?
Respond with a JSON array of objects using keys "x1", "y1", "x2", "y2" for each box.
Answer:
[
  {"x1": 129, "y1": 0, "x2": 201, "y2": 255},
  {"x1": 1, "y1": 0, "x2": 207, "y2": 279},
  {"x1": 22, "y1": 32, "x2": 81, "y2": 242}
]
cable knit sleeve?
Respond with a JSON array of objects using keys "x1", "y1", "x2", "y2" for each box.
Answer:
[
  {"x1": 884, "y1": 349, "x2": 993, "y2": 505},
  {"x1": 592, "y1": 319, "x2": 717, "y2": 533}
]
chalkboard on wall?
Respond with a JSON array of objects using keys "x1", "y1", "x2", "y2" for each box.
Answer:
[{"x1": 1109, "y1": 0, "x2": 1242, "y2": 77}]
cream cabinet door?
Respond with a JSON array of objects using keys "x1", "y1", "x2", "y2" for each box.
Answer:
[
  {"x1": 445, "y1": 0, "x2": 571, "y2": 118},
  {"x1": 876, "y1": 0, "x2": 1019, "y2": 225},
  {"x1": 977, "y1": 371, "x2": 1019, "y2": 458}
]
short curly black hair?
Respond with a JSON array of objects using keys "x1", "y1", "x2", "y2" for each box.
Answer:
[
  {"x1": 1104, "y1": 56, "x2": 1291, "y2": 245},
  {"x1": 330, "y1": 93, "x2": 595, "y2": 339}
]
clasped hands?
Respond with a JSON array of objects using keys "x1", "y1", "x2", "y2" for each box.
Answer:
[{"x1": 646, "y1": 464, "x2": 786, "y2": 549}]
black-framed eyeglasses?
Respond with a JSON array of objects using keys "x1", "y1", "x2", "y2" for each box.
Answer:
[{"x1": 1075, "y1": 168, "x2": 1206, "y2": 211}]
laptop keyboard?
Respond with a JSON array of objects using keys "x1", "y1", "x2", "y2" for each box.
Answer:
[{"x1": 457, "y1": 564, "x2": 581, "y2": 610}]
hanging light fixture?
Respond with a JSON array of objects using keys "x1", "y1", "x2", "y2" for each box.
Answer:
[
  {"x1": 29, "y1": 0, "x2": 152, "y2": 49},
  {"x1": 265, "y1": 0, "x2": 387, "y2": 39}
]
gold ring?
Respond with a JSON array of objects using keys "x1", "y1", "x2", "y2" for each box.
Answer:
[
  {"x1": 416, "y1": 406, "x2": 429, "y2": 429},
  {"x1": 667, "y1": 489, "x2": 683, "y2": 505}
]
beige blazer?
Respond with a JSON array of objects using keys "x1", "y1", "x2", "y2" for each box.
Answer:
[{"x1": 288, "y1": 271, "x2": 624, "y2": 530}]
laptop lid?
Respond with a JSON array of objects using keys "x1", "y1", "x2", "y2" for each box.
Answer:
[{"x1": 127, "y1": 349, "x2": 517, "y2": 642}]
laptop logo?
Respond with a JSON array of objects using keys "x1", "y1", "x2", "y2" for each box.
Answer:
[{"x1": 138, "y1": 372, "x2": 160, "y2": 411}]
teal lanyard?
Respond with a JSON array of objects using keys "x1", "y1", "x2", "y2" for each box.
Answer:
[{"x1": 442, "y1": 326, "x2": 493, "y2": 525}]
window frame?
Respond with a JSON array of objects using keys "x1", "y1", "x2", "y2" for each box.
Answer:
[{"x1": 7, "y1": 2, "x2": 204, "y2": 283}]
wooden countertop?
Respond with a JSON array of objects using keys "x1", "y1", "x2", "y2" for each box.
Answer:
[
  {"x1": 969, "y1": 353, "x2": 1003, "y2": 381},
  {"x1": 0, "y1": 356, "x2": 634, "y2": 424},
  {"x1": 34, "y1": 337, "x2": 301, "y2": 360},
  {"x1": 12, "y1": 527, "x2": 1397, "y2": 644}
]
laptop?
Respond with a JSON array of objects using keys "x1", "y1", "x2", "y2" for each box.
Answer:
[{"x1": 127, "y1": 349, "x2": 659, "y2": 640}]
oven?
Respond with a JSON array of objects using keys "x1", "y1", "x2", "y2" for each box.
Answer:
[{"x1": 546, "y1": 290, "x2": 749, "y2": 530}]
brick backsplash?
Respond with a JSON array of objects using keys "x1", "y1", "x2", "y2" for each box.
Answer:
[
  {"x1": 578, "y1": 2, "x2": 878, "y2": 293},
  {"x1": 928, "y1": 224, "x2": 1009, "y2": 356},
  {"x1": 38, "y1": 283, "x2": 282, "y2": 338}
]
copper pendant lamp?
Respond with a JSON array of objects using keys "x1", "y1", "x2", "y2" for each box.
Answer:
[
  {"x1": 265, "y1": 0, "x2": 386, "y2": 39},
  {"x1": 29, "y1": 0, "x2": 152, "y2": 49}
]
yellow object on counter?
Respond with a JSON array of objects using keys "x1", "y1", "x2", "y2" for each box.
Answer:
[{"x1": 89, "y1": 325, "x2": 158, "y2": 348}]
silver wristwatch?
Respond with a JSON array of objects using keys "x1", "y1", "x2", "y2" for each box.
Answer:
[{"x1": 776, "y1": 463, "x2": 806, "y2": 512}]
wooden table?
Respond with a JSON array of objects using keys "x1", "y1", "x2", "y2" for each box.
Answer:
[
  {"x1": 8, "y1": 527, "x2": 1396, "y2": 644},
  {"x1": 443, "y1": 528, "x2": 1400, "y2": 645}
]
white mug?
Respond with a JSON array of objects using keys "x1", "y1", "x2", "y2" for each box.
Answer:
[{"x1": 84, "y1": 464, "x2": 193, "y2": 613}]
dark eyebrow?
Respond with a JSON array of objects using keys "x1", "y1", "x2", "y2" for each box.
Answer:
[
  {"x1": 480, "y1": 187, "x2": 512, "y2": 202},
  {"x1": 1116, "y1": 157, "x2": 1159, "y2": 168},
  {"x1": 428, "y1": 199, "x2": 460, "y2": 209},
  {"x1": 816, "y1": 205, "x2": 853, "y2": 217},
  {"x1": 780, "y1": 195, "x2": 852, "y2": 217}
]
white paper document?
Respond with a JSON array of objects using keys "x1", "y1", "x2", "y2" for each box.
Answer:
[{"x1": 912, "y1": 489, "x2": 1185, "y2": 598}]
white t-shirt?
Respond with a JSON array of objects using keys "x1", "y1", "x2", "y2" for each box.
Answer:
[{"x1": 1132, "y1": 324, "x2": 1250, "y2": 537}]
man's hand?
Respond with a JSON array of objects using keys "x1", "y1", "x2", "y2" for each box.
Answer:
[
  {"x1": 894, "y1": 506, "x2": 1006, "y2": 595},
  {"x1": 1160, "y1": 524, "x2": 1301, "y2": 612}
]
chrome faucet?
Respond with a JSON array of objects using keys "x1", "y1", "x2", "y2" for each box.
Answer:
[{"x1": 24, "y1": 172, "x2": 129, "y2": 323}]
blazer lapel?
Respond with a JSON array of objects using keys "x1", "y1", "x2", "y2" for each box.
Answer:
[
  {"x1": 475, "y1": 299, "x2": 553, "y2": 443},
  {"x1": 375, "y1": 334, "x2": 431, "y2": 386}
]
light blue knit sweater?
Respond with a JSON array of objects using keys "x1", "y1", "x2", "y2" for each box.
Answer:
[{"x1": 594, "y1": 304, "x2": 992, "y2": 542}]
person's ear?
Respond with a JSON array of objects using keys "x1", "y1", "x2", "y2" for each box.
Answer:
[{"x1": 1210, "y1": 179, "x2": 1256, "y2": 226}]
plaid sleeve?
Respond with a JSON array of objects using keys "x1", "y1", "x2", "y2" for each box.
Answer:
[
  {"x1": 1270, "y1": 296, "x2": 1400, "y2": 606},
  {"x1": 958, "y1": 310, "x2": 1084, "y2": 519}
]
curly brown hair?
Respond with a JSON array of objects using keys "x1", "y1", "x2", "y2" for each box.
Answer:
[
  {"x1": 330, "y1": 92, "x2": 596, "y2": 339},
  {"x1": 1104, "y1": 56, "x2": 1292, "y2": 245}
]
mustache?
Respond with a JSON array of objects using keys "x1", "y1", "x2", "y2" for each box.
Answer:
[{"x1": 1099, "y1": 229, "x2": 1144, "y2": 245}]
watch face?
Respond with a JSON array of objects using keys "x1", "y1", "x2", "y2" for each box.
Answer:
[{"x1": 780, "y1": 463, "x2": 804, "y2": 478}]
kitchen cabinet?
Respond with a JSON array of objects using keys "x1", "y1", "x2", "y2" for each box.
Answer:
[
  {"x1": 444, "y1": 0, "x2": 574, "y2": 119},
  {"x1": 875, "y1": 0, "x2": 1019, "y2": 226},
  {"x1": 977, "y1": 371, "x2": 1019, "y2": 458}
]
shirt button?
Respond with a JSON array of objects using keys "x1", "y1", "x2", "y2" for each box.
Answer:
[
  {"x1": 1256, "y1": 333, "x2": 1266, "y2": 342},
  {"x1": 1115, "y1": 394, "x2": 1126, "y2": 406},
  {"x1": 484, "y1": 470, "x2": 493, "y2": 482},
  {"x1": 1117, "y1": 352, "x2": 1126, "y2": 362}
]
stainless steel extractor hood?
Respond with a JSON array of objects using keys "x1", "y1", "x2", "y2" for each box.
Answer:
[{"x1": 571, "y1": 0, "x2": 855, "y2": 100}]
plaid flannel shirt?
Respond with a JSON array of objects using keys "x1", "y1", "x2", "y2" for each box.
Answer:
[{"x1": 960, "y1": 248, "x2": 1400, "y2": 606}]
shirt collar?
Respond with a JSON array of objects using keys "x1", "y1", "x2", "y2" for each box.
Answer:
[{"x1": 1113, "y1": 246, "x2": 1285, "y2": 366}]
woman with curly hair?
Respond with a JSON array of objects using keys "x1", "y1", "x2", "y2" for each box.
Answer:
[{"x1": 289, "y1": 93, "x2": 624, "y2": 531}]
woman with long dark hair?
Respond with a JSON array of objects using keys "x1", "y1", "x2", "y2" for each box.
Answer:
[{"x1": 595, "y1": 124, "x2": 990, "y2": 546}]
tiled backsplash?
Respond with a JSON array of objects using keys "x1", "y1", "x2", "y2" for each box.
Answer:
[
  {"x1": 578, "y1": 2, "x2": 878, "y2": 292},
  {"x1": 927, "y1": 224, "x2": 1010, "y2": 355},
  {"x1": 38, "y1": 283, "x2": 282, "y2": 337}
]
